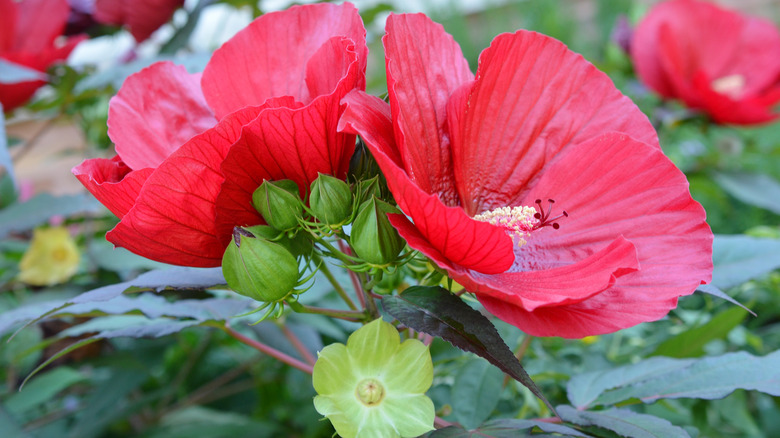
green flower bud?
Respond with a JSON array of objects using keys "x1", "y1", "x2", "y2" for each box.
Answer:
[
  {"x1": 252, "y1": 179, "x2": 303, "y2": 231},
  {"x1": 222, "y1": 227, "x2": 299, "y2": 302},
  {"x1": 354, "y1": 175, "x2": 382, "y2": 205},
  {"x1": 350, "y1": 197, "x2": 405, "y2": 266},
  {"x1": 243, "y1": 225, "x2": 312, "y2": 259},
  {"x1": 309, "y1": 173, "x2": 352, "y2": 226},
  {"x1": 313, "y1": 319, "x2": 435, "y2": 438}
]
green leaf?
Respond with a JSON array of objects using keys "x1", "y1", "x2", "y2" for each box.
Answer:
[
  {"x1": 651, "y1": 306, "x2": 747, "y2": 358},
  {"x1": 713, "y1": 172, "x2": 780, "y2": 215},
  {"x1": 557, "y1": 406, "x2": 690, "y2": 438},
  {"x1": 67, "y1": 368, "x2": 149, "y2": 437},
  {"x1": 144, "y1": 406, "x2": 281, "y2": 438},
  {"x1": 87, "y1": 240, "x2": 170, "y2": 274},
  {"x1": 694, "y1": 284, "x2": 755, "y2": 315},
  {"x1": 0, "y1": 105, "x2": 15, "y2": 192},
  {"x1": 591, "y1": 350, "x2": 780, "y2": 407},
  {"x1": 567, "y1": 357, "x2": 695, "y2": 410},
  {"x1": 0, "y1": 267, "x2": 227, "y2": 336},
  {"x1": 711, "y1": 234, "x2": 780, "y2": 289},
  {"x1": 0, "y1": 59, "x2": 46, "y2": 84},
  {"x1": 4, "y1": 367, "x2": 85, "y2": 418},
  {"x1": 425, "y1": 419, "x2": 591, "y2": 437},
  {"x1": 381, "y1": 286, "x2": 554, "y2": 413},
  {"x1": 0, "y1": 193, "x2": 104, "y2": 238},
  {"x1": 22, "y1": 319, "x2": 202, "y2": 388},
  {"x1": 0, "y1": 405, "x2": 29, "y2": 438},
  {"x1": 451, "y1": 359, "x2": 504, "y2": 429}
]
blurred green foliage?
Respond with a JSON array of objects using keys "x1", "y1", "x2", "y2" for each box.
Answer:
[{"x1": 1, "y1": 0, "x2": 779, "y2": 437}]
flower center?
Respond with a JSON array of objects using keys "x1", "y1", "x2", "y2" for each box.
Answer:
[
  {"x1": 473, "y1": 199, "x2": 568, "y2": 246},
  {"x1": 355, "y1": 378, "x2": 385, "y2": 407},
  {"x1": 711, "y1": 74, "x2": 745, "y2": 99}
]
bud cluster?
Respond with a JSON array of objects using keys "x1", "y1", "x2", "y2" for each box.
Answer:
[{"x1": 220, "y1": 173, "x2": 409, "y2": 312}]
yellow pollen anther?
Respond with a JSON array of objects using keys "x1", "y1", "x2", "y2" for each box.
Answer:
[
  {"x1": 473, "y1": 206, "x2": 538, "y2": 247},
  {"x1": 711, "y1": 74, "x2": 745, "y2": 99}
]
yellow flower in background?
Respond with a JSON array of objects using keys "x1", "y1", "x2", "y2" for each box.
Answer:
[{"x1": 18, "y1": 227, "x2": 80, "y2": 286}]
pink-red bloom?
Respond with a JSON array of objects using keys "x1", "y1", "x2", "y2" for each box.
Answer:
[
  {"x1": 340, "y1": 13, "x2": 713, "y2": 338},
  {"x1": 631, "y1": 0, "x2": 780, "y2": 125},
  {"x1": 93, "y1": 0, "x2": 184, "y2": 43},
  {"x1": 0, "y1": 0, "x2": 85, "y2": 111},
  {"x1": 73, "y1": 3, "x2": 367, "y2": 267}
]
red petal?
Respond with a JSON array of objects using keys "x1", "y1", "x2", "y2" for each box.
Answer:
[
  {"x1": 479, "y1": 295, "x2": 682, "y2": 339},
  {"x1": 461, "y1": 236, "x2": 639, "y2": 311},
  {"x1": 690, "y1": 71, "x2": 780, "y2": 125},
  {"x1": 0, "y1": 0, "x2": 17, "y2": 52},
  {"x1": 383, "y1": 13, "x2": 473, "y2": 204},
  {"x1": 339, "y1": 90, "x2": 514, "y2": 274},
  {"x1": 215, "y1": 36, "x2": 363, "y2": 236},
  {"x1": 72, "y1": 156, "x2": 153, "y2": 219},
  {"x1": 106, "y1": 106, "x2": 262, "y2": 267},
  {"x1": 450, "y1": 30, "x2": 658, "y2": 217},
  {"x1": 94, "y1": 0, "x2": 183, "y2": 42},
  {"x1": 633, "y1": 0, "x2": 780, "y2": 101},
  {"x1": 108, "y1": 61, "x2": 216, "y2": 170},
  {"x1": 0, "y1": 80, "x2": 44, "y2": 112},
  {"x1": 476, "y1": 133, "x2": 712, "y2": 337},
  {"x1": 13, "y1": 0, "x2": 69, "y2": 53},
  {"x1": 201, "y1": 2, "x2": 366, "y2": 119}
]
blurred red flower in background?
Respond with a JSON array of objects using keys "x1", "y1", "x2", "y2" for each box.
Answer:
[
  {"x1": 632, "y1": 0, "x2": 780, "y2": 125},
  {"x1": 0, "y1": 0, "x2": 85, "y2": 111},
  {"x1": 93, "y1": 0, "x2": 184, "y2": 43},
  {"x1": 340, "y1": 13, "x2": 713, "y2": 338},
  {"x1": 73, "y1": 2, "x2": 367, "y2": 267}
]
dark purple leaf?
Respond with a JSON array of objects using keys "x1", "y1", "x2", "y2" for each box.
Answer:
[{"x1": 382, "y1": 286, "x2": 554, "y2": 414}]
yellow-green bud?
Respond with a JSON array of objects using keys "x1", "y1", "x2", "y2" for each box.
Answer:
[
  {"x1": 222, "y1": 227, "x2": 299, "y2": 302},
  {"x1": 309, "y1": 173, "x2": 352, "y2": 226},
  {"x1": 252, "y1": 179, "x2": 302, "y2": 231},
  {"x1": 350, "y1": 197, "x2": 405, "y2": 266}
]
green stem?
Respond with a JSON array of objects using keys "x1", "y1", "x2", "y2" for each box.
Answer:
[
  {"x1": 361, "y1": 273, "x2": 380, "y2": 319},
  {"x1": 313, "y1": 253, "x2": 357, "y2": 310},
  {"x1": 286, "y1": 300, "x2": 366, "y2": 321},
  {"x1": 312, "y1": 235, "x2": 360, "y2": 265},
  {"x1": 223, "y1": 325, "x2": 313, "y2": 374}
]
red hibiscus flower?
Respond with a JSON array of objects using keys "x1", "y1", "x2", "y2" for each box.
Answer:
[
  {"x1": 0, "y1": 0, "x2": 85, "y2": 112},
  {"x1": 73, "y1": 2, "x2": 367, "y2": 267},
  {"x1": 93, "y1": 0, "x2": 184, "y2": 43},
  {"x1": 631, "y1": 0, "x2": 780, "y2": 125},
  {"x1": 339, "y1": 13, "x2": 713, "y2": 338}
]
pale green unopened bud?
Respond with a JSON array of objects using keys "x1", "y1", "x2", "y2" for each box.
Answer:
[
  {"x1": 350, "y1": 197, "x2": 405, "y2": 266},
  {"x1": 252, "y1": 179, "x2": 302, "y2": 231},
  {"x1": 309, "y1": 173, "x2": 352, "y2": 226},
  {"x1": 222, "y1": 227, "x2": 299, "y2": 302}
]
